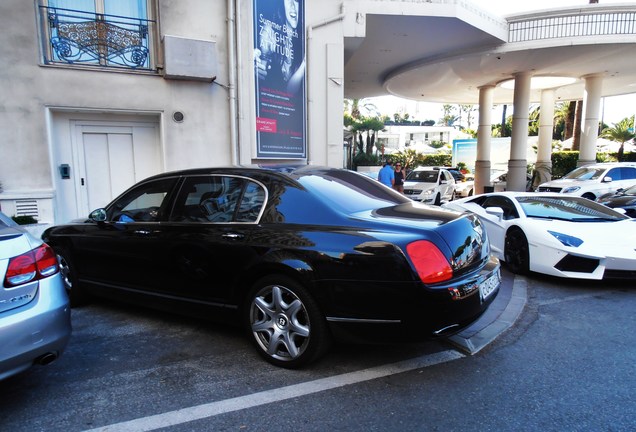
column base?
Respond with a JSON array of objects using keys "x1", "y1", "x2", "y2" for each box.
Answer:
[
  {"x1": 507, "y1": 159, "x2": 528, "y2": 192},
  {"x1": 474, "y1": 160, "x2": 491, "y2": 195}
]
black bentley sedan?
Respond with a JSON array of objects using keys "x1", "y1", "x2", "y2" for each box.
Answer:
[{"x1": 43, "y1": 166, "x2": 500, "y2": 368}]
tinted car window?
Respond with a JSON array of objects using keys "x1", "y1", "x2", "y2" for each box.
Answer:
[
  {"x1": 621, "y1": 167, "x2": 636, "y2": 180},
  {"x1": 107, "y1": 178, "x2": 178, "y2": 222},
  {"x1": 170, "y1": 175, "x2": 259, "y2": 223},
  {"x1": 479, "y1": 196, "x2": 519, "y2": 219},
  {"x1": 607, "y1": 168, "x2": 621, "y2": 180}
]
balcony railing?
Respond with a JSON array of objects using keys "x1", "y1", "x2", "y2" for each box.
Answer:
[
  {"x1": 509, "y1": 9, "x2": 636, "y2": 43},
  {"x1": 39, "y1": 6, "x2": 156, "y2": 70}
]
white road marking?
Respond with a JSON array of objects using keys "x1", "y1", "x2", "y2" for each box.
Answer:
[{"x1": 83, "y1": 350, "x2": 464, "y2": 432}]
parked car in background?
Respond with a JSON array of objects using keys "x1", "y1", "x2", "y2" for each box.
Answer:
[
  {"x1": 443, "y1": 192, "x2": 636, "y2": 280},
  {"x1": 597, "y1": 184, "x2": 636, "y2": 217},
  {"x1": 455, "y1": 174, "x2": 475, "y2": 198},
  {"x1": 403, "y1": 167, "x2": 456, "y2": 204},
  {"x1": 536, "y1": 162, "x2": 636, "y2": 200},
  {"x1": 0, "y1": 211, "x2": 71, "y2": 381},
  {"x1": 490, "y1": 170, "x2": 534, "y2": 192},
  {"x1": 43, "y1": 166, "x2": 500, "y2": 368}
]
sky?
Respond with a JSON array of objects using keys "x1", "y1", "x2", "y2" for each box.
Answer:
[{"x1": 368, "y1": 0, "x2": 636, "y2": 126}]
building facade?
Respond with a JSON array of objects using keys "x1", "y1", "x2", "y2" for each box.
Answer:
[{"x1": 0, "y1": 0, "x2": 347, "y2": 225}]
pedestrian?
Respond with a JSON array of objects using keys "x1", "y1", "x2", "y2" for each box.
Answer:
[
  {"x1": 393, "y1": 162, "x2": 406, "y2": 193},
  {"x1": 377, "y1": 159, "x2": 395, "y2": 188}
]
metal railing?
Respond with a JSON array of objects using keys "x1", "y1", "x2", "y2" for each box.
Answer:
[
  {"x1": 39, "y1": 5, "x2": 156, "y2": 70},
  {"x1": 509, "y1": 9, "x2": 636, "y2": 43}
]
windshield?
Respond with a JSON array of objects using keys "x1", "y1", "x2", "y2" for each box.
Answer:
[
  {"x1": 298, "y1": 170, "x2": 410, "y2": 213},
  {"x1": 518, "y1": 196, "x2": 628, "y2": 221},
  {"x1": 563, "y1": 166, "x2": 606, "y2": 180},
  {"x1": 406, "y1": 170, "x2": 438, "y2": 183},
  {"x1": 623, "y1": 184, "x2": 636, "y2": 196}
]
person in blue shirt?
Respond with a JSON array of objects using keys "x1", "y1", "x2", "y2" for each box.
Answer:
[{"x1": 377, "y1": 160, "x2": 395, "y2": 188}]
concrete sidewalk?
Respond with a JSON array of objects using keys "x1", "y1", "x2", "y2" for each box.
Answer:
[{"x1": 449, "y1": 268, "x2": 527, "y2": 355}]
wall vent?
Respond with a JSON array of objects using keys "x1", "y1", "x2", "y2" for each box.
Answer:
[{"x1": 15, "y1": 199, "x2": 39, "y2": 218}]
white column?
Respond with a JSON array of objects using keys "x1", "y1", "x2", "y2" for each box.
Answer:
[
  {"x1": 534, "y1": 89, "x2": 555, "y2": 188},
  {"x1": 475, "y1": 85, "x2": 494, "y2": 194},
  {"x1": 508, "y1": 72, "x2": 532, "y2": 191},
  {"x1": 579, "y1": 74, "x2": 604, "y2": 166}
]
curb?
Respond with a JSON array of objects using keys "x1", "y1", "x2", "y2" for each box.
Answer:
[{"x1": 448, "y1": 271, "x2": 528, "y2": 355}]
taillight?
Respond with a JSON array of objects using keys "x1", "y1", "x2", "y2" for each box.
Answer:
[
  {"x1": 406, "y1": 240, "x2": 453, "y2": 284},
  {"x1": 4, "y1": 244, "x2": 60, "y2": 287}
]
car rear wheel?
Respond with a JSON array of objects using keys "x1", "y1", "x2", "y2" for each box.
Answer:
[
  {"x1": 434, "y1": 193, "x2": 441, "y2": 205},
  {"x1": 504, "y1": 228, "x2": 530, "y2": 275},
  {"x1": 57, "y1": 248, "x2": 89, "y2": 307},
  {"x1": 582, "y1": 192, "x2": 596, "y2": 200},
  {"x1": 245, "y1": 275, "x2": 330, "y2": 368}
]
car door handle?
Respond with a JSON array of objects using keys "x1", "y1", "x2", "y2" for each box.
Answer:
[{"x1": 222, "y1": 232, "x2": 244, "y2": 240}]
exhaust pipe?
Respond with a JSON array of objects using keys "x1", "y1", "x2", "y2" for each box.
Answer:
[{"x1": 36, "y1": 352, "x2": 58, "y2": 366}]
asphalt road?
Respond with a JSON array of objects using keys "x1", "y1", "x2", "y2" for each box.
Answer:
[{"x1": 1, "y1": 272, "x2": 635, "y2": 432}]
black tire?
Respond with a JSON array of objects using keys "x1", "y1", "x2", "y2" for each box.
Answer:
[
  {"x1": 582, "y1": 193, "x2": 596, "y2": 200},
  {"x1": 57, "y1": 248, "x2": 89, "y2": 307},
  {"x1": 504, "y1": 228, "x2": 530, "y2": 275},
  {"x1": 434, "y1": 193, "x2": 441, "y2": 206},
  {"x1": 245, "y1": 275, "x2": 331, "y2": 368}
]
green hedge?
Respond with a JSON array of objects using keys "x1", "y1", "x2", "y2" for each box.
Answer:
[{"x1": 550, "y1": 151, "x2": 632, "y2": 178}]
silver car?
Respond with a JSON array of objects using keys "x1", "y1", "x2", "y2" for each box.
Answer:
[{"x1": 0, "y1": 211, "x2": 71, "y2": 381}]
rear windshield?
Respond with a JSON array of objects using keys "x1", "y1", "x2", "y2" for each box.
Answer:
[{"x1": 297, "y1": 170, "x2": 410, "y2": 213}]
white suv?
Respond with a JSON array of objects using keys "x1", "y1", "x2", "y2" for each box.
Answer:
[
  {"x1": 403, "y1": 167, "x2": 456, "y2": 205},
  {"x1": 537, "y1": 162, "x2": 636, "y2": 200}
]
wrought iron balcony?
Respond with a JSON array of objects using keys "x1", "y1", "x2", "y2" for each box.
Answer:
[{"x1": 39, "y1": 6, "x2": 156, "y2": 70}]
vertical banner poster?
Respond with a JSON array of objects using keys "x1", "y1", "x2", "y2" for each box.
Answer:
[{"x1": 253, "y1": 0, "x2": 306, "y2": 158}]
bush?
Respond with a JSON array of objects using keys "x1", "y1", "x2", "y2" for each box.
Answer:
[
  {"x1": 353, "y1": 152, "x2": 380, "y2": 170},
  {"x1": 418, "y1": 154, "x2": 452, "y2": 168}
]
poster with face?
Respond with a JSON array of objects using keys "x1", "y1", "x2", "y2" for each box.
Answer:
[{"x1": 253, "y1": 0, "x2": 306, "y2": 159}]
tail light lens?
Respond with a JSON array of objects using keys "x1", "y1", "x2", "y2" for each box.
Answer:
[
  {"x1": 406, "y1": 240, "x2": 453, "y2": 284},
  {"x1": 4, "y1": 244, "x2": 59, "y2": 287}
]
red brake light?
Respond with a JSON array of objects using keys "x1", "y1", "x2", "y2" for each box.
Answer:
[
  {"x1": 406, "y1": 240, "x2": 453, "y2": 284},
  {"x1": 4, "y1": 244, "x2": 59, "y2": 287}
]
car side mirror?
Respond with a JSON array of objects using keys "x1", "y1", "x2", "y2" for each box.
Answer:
[
  {"x1": 485, "y1": 206, "x2": 505, "y2": 221},
  {"x1": 89, "y1": 208, "x2": 107, "y2": 222},
  {"x1": 602, "y1": 176, "x2": 613, "y2": 183}
]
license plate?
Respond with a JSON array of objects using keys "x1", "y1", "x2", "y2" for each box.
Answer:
[{"x1": 479, "y1": 269, "x2": 500, "y2": 301}]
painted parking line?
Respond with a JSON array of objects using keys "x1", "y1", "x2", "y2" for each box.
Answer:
[{"x1": 83, "y1": 349, "x2": 464, "y2": 432}]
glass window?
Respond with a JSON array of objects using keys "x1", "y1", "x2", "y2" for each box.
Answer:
[
  {"x1": 517, "y1": 196, "x2": 628, "y2": 221},
  {"x1": 480, "y1": 196, "x2": 519, "y2": 219},
  {"x1": 606, "y1": 168, "x2": 621, "y2": 181},
  {"x1": 170, "y1": 176, "x2": 252, "y2": 223},
  {"x1": 563, "y1": 166, "x2": 606, "y2": 180},
  {"x1": 43, "y1": 0, "x2": 154, "y2": 69},
  {"x1": 406, "y1": 170, "x2": 438, "y2": 183},
  {"x1": 297, "y1": 170, "x2": 409, "y2": 214},
  {"x1": 236, "y1": 181, "x2": 266, "y2": 222},
  {"x1": 107, "y1": 178, "x2": 177, "y2": 222},
  {"x1": 620, "y1": 167, "x2": 636, "y2": 180}
]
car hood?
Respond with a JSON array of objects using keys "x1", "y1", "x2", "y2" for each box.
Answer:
[{"x1": 539, "y1": 178, "x2": 597, "y2": 187}]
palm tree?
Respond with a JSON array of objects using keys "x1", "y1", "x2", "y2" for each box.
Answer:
[
  {"x1": 600, "y1": 116, "x2": 635, "y2": 161},
  {"x1": 440, "y1": 104, "x2": 458, "y2": 127}
]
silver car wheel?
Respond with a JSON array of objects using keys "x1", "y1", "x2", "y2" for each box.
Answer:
[
  {"x1": 249, "y1": 284, "x2": 310, "y2": 362},
  {"x1": 58, "y1": 254, "x2": 73, "y2": 292}
]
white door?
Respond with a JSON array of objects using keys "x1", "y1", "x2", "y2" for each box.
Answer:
[{"x1": 74, "y1": 123, "x2": 161, "y2": 215}]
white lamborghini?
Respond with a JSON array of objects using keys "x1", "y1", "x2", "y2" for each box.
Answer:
[{"x1": 443, "y1": 192, "x2": 636, "y2": 280}]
